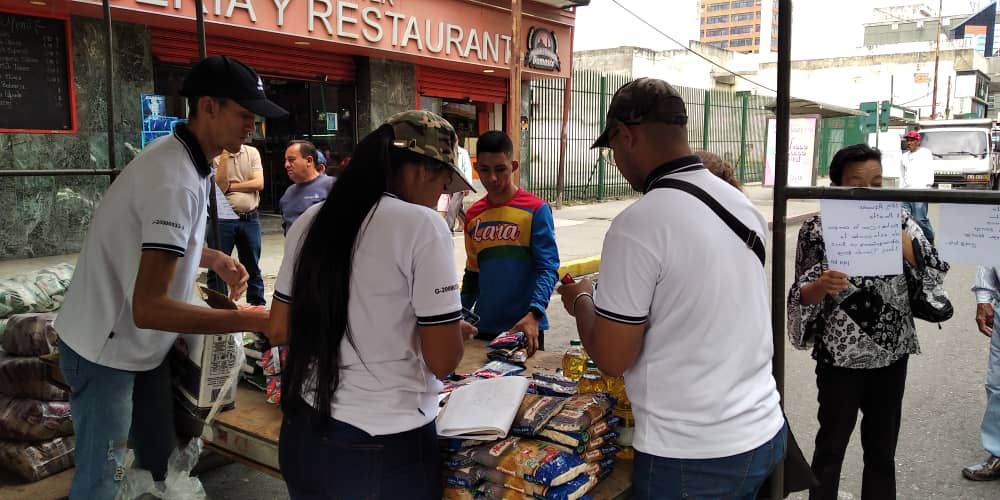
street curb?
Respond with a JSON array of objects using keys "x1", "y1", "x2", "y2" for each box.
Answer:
[
  {"x1": 559, "y1": 256, "x2": 601, "y2": 278},
  {"x1": 768, "y1": 210, "x2": 819, "y2": 231}
]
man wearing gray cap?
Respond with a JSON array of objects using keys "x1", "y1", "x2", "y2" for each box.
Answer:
[
  {"x1": 54, "y1": 55, "x2": 287, "y2": 499},
  {"x1": 557, "y1": 78, "x2": 786, "y2": 498}
]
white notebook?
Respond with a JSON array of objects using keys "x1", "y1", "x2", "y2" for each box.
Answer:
[{"x1": 436, "y1": 376, "x2": 530, "y2": 441}]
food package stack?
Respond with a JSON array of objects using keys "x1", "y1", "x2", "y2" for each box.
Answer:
[
  {"x1": 441, "y1": 392, "x2": 617, "y2": 499},
  {"x1": 0, "y1": 314, "x2": 75, "y2": 483},
  {"x1": 0, "y1": 264, "x2": 75, "y2": 342},
  {"x1": 241, "y1": 332, "x2": 269, "y2": 390}
]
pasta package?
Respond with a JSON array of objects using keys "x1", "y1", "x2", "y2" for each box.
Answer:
[
  {"x1": 471, "y1": 437, "x2": 589, "y2": 487},
  {"x1": 511, "y1": 394, "x2": 566, "y2": 436}
]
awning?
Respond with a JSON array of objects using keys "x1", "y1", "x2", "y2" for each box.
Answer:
[{"x1": 766, "y1": 97, "x2": 869, "y2": 118}]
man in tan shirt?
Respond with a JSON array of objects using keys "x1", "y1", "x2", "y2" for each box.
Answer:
[{"x1": 208, "y1": 143, "x2": 267, "y2": 305}]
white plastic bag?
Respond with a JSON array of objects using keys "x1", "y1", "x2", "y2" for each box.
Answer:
[{"x1": 116, "y1": 438, "x2": 207, "y2": 500}]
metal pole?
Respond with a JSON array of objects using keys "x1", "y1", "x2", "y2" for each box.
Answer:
[
  {"x1": 769, "y1": 0, "x2": 793, "y2": 498},
  {"x1": 195, "y1": 0, "x2": 208, "y2": 59},
  {"x1": 509, "y1": 0, "x2": 523, "y2": 186},
  {"x1": 102, "y1": 0, "x2": 116, "y2": 173},
  {"x1": 931, "y1": 0, "x2": 943, "y2": 118},
  {"x1": 598, "y1": 75, "x2": 607, "y2": 200},
  {"x1": 739, "y1": 92, "x2": 750, "y2": 182},
  {"x1": 945, "y1": 75, "x2": 952, "y2": 118},
  {"x1": 702, "y1": 90, "x2": 711, "y2": 150},
  {"x1": 555, "y1": 74, "x2": 572, "y2": 209}
]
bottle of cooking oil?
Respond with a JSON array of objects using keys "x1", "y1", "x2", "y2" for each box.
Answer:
[
  {"x1": 561, "y1": 339, "x2": 587, "y2": 381},
  {"x1": 576, "y1": 360, "x2": 607, "y2": 394}
]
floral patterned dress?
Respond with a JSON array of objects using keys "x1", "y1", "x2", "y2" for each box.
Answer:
[{"x1": 787, "y1": 212, "x2": 949, "y2": 369}]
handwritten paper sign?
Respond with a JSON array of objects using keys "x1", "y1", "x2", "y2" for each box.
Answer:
[
  {"x1": 764, "y1": 117, "x2": 817, "y2": 187},
  {"x1": 936, "y1": 204, "x2": 1000, "y2": 265},
  {"x1": 821, "y1": 200, "x2": 903, "y2": 276}
]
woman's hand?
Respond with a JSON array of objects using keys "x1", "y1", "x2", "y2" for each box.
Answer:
[{"x1": 800, "y1": 270, "x2": 850, "y2": 305}]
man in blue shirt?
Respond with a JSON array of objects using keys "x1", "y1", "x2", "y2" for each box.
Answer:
[
  {"x1": 965, "y1": 265, "x2": 1000, "y2": 481},
  {"x1": 278, "y1": 140, "x2": 334, "y2": 233}
]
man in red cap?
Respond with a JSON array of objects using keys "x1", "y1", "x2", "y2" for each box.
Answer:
[{"x1": 901, "y1": 130, "x2": 935, "y2": 241}]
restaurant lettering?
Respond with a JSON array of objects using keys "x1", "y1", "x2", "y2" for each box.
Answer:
[{"x1": 133, "y1": 0, "x2": 513, "y2": 65}]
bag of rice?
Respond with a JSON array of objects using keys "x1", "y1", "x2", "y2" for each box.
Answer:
[
  {"x1": 531, "y1": 370, "x2": 577, "y2": 397},
  {"x1": 470, "y1": 437, "x2": 589, "y2": 487},
  {"x1": 539, "y1": 415, "x2": 622, "y2": 449},
  {"x1": 443, "y1": 465, "x2": 490, "y2": 489},
  {"x1": 0, "y1": 436, "x2": 75, "y2": 482},
  {"x1": 31, "y1": 264, "x2": 75, "y2": 307},
  {"x1": 0, "y1": 349, "x2": 70, "y2": 401},
  {"x1": 475, "y1": 482, "x2": 531, "y2": 499},
  {"x1": 511, "y1": 394, "x2": 566, "y2": 436},
  {"x1": 580, "y1": 445, "x2": 622, "y2": 464},
  {"x1": 0, "y1": 395, "x2": 73, "y2": 441},
  {"x1": 443, "y1": 486, "x2": 477, "y2": 500},
  {"x1": 481, "y1": 468, "x2": 597, "y2": 500},
  {"x1": 0, "y1": 279, "x2": 56, "y2": 318},
  {"x1": 482, "y1": 468, "x2": 548, "y2": 497},
  {"x1": 543, "y1": 394, "x2": 615, "y2": 433},
  {"x1": 0, "y1": 313, "x2": 58, "y2": 356}
]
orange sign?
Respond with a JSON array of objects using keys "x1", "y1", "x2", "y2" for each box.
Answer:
[{"x1": 72, "y1": 0, "x2": 573, "y2": 77}]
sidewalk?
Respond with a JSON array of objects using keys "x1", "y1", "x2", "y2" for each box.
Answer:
[{"x1": 0, "y1": 187, "x2": 820, "y2": 284}]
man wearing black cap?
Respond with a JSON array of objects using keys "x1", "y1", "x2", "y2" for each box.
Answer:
[
  {"x1": 557, "y1": 78, "x2": 787, "y2": 498},
  {"x1": 53, "y1": 55, "x2": 287, "y2": 499}
]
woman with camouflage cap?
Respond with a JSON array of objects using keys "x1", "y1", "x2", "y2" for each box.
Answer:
[{"x1": 266, "y1": 110, "x2": 476, "y2": 498}]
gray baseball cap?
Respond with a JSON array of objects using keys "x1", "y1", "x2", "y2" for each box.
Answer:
[{"x1": 591, "y1": 78, "x2": 689, "y2": 149}]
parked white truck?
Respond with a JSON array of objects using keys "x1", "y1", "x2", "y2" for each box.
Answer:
[{"x1": 916, "y1": 119, "x2": 999, "y2": 190}]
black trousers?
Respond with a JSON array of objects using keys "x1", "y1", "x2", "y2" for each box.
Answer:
[{"x1": 810, "y1": 356, "x2": 908, "y2": 500}]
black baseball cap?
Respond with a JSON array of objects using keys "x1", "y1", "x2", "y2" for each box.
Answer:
[
  {"x1": 591, "y1": 77, "x2": 688, "y2": 149},
  {"x1": 180, "y1": 55, "x2": 288, "y2": 119}
]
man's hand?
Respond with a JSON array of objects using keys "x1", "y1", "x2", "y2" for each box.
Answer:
[
  {"x1": 511, "y1": 312, "x2": 541, "y2": 357},
  {"x1": 460, "y1": 320, "x2": 478, "y2": 341},
  {"x1": 212, "y1": 255, "x2": 249, "y2": 301},
  {"x1": 557, "y1": 278, "x2": 595, "y2": 317},
  {"x1": 976, "y1": 303, "x2": 994, "y2": 338}
]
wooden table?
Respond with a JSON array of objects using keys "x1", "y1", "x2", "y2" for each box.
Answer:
[{"x1": 0, "y1": 340, "x2": 631, "y2": 499}]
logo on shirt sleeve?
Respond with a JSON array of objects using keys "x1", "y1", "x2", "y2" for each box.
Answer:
[
  {"x1": 435, "y1": 284, "x2": 460, "y2": 294},
  {"x1": 152, "y1": 219, "x2": 185, "y2": 231}
]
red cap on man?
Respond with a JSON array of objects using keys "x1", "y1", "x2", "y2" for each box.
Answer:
[{"x1": 904, "y1": 131, "x2": 921, "y2": 141}]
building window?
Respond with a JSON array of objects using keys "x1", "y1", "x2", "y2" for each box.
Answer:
[
  {"x1": 706, "y1": 15, "x2": 729, "y2": 24},
  {"x1": 709, "y1": 41, "x2": 729, "y2": 49},
  {"x1": 756, "y1": 24, "x2": 761, "y2": 32},
  {"x1": 705, "y1": 28, "x2": 729, "y2": 37},
  {"x1": 706, "y1": 2, "x2": 730, "y2": 12},
  {"x1": 733, "y1": 13, "x2": 754, "y2": 22},
  {"x1": 731, "y1": 25, "x2": 753, "y2": 35},
  {"x1": 731, "y1": 38, "x2": 754, "y2": 47},
  {"x1": 731, "y1": 0, "x2": 754, "y2": 7},
  {"x1": 755, "y1": 37, "x2": 760, "y2": 44}
]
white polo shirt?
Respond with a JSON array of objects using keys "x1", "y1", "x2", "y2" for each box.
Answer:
[
  {"x1": 274, "y1": 194, "x2": 462, "y2": 436},
  {"x1": 594, "y1": 158, "x2": 784, "y2": 460},
  {"x1": 55, "y1": 125, "x2": 212, "y2": 371}
]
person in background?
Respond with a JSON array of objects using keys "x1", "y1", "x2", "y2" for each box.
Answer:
[
  {"x1": 693, "y1": 149, "x2": 742, "y2": 192},
  {"x1": 900, "y1": 130, "x2": 935, "y2": 242},
  {"x1": 557, "y1": 77, "x2": 785, "y2": 499},
  {"x1": 267, "y1": 110, "x2": 475, "y2": 499},
  {"x1": 461, "y1": 131, "x2": 559, "y2": 355},
  {"x1": 207, "y1": 144, "x2": 266, "y2": 305},
  {"x1": 963, "y1": 266, "x2": 1000, "y2": 481},
  {"x1": 53, "y1": 55, "x2": 281, "y2": 499},
  {"x1": 278, "y1": 140, "x2": 335, "y2": 234},
  {"x1": 787, "y1": 144, "x2": 948, "y2": 500},
  {"x1": 445, "y1": 144, "x2": 475, "y2": 232}
]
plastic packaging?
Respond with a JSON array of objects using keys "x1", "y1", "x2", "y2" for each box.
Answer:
[
  {"x1": 511, "y1": 394, "x2": 566, "y2": 436},
  {"x1": 0, "y1": 395, "x2": 73, "y2": 441},
  {"x1": 472, "y1": 360, "x2": 525, "y2": 379},
  {"x1": 0, "y1": 313, "x2": 58, "y2": 356},
  {"x1": 0, "y1": 436, "x2": 74, "y2": 482},
  {"x1": 116, "y1": 438, "x2": 207, "y2": 500},
  {"x1": 543, "y1": 393, "x2": 615, "y2": 433},
  {"x1": 0, "y1": 349, "x2": 69, "y2": 401},
  {"x1": 470, "y1": 437, "x2": 590, "y2": 487}
]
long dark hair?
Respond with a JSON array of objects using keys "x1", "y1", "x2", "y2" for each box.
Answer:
[{"x1": 281, "y1": 124, "x2": 447, "y2": 419}]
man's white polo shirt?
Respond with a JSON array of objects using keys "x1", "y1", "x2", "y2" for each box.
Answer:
[
  {"x1": 55, "y1": 125, "x2": 213, "y2": 371},
  {"x1": 594, "y1": 156, "x2": 784, "y2": 460}
]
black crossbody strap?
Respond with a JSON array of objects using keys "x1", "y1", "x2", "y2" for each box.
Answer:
[{"x1": 650, "y1": 178, "x2": 765, "y2": 267}]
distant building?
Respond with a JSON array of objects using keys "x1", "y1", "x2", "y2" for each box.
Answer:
[{"x1": 698, "y1": 0, "x2": 778, "y2": 54}]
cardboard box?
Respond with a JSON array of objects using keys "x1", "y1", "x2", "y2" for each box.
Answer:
[{"x1": 172, "y1": 332, "x2": 240, "y2": 417}]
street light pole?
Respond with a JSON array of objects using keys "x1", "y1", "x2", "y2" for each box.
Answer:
[{"x1": 931, "y1": 0, "x2": 943, "y2": 118}]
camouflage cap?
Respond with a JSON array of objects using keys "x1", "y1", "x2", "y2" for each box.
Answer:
[
  {"x1": 387, "y1": 110, "x2": 474, "y2": 194},
  {"x1": 591, "y1": 77, "x2": 689, "y2": 149}
]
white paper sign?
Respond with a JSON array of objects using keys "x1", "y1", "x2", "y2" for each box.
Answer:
[
  {"x1": 764, "y1": 117, "x2": 818, "y2": 187},
  {"x1": 936, "y1": 204, "x2": 1000, "y2": 265},
  {"x1": 821, "y1": 200, "x2": 903, "y2": 276}
]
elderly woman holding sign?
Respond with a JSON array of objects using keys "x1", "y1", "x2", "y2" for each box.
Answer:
[{"x1": 787, "y1": 143, "x2": 951, "y2": 500}]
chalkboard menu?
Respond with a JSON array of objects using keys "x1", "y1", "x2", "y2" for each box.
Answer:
[{"x1": 0, "y1": 12, "x2": 74, "y2": 132}]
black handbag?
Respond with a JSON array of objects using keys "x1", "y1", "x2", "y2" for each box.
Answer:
[
  {"x1": 904, "y1": 231, "x2": 953, "y2": 323},
  {"x1": 651, "y1": 178, "x2": 819, "y2": 498}
]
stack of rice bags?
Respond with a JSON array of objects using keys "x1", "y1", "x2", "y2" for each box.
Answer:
[
  {"x1": 0, "y1": 264, "x2": 74, "y2": 339},
  {"x1": 442, "y1": 393, "x2": 616, "y2": 499},
  {"x1": 0, "y1": 314, "x2": 75, "y2": 482}
]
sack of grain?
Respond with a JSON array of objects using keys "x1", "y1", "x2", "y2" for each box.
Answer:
[
  {"x1": 0, "y1": 395, "x2": 73, "y2": 441},
  {"x1": 0, "y1": 349, "x2": 70, "y2": 401},
  {"x1": 0, "y1": 313, "x2": 58, "y2": 356},
  {"x1": 0, "y1": 436, "x2": 75, "y2": 482}
]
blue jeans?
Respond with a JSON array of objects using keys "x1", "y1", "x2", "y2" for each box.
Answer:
[
  {"x1": 207, "y1": 216, "x2": 266, "y2": 305},
  {"x1": 903, "y1": 201, "x2": 934, "y2": 242},
  {"x1": 633, "y1": 423, "x2": 788, "y2": 500},
  {"x1": 59, "y1": 340, "x2": 176, "y2": 500},
  {"x1": 982, "y1": 310, "x2": 1000, "y2": 456},
  {"x1": 278, "y1": 400, "x2": 442, "y2": 500}
]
